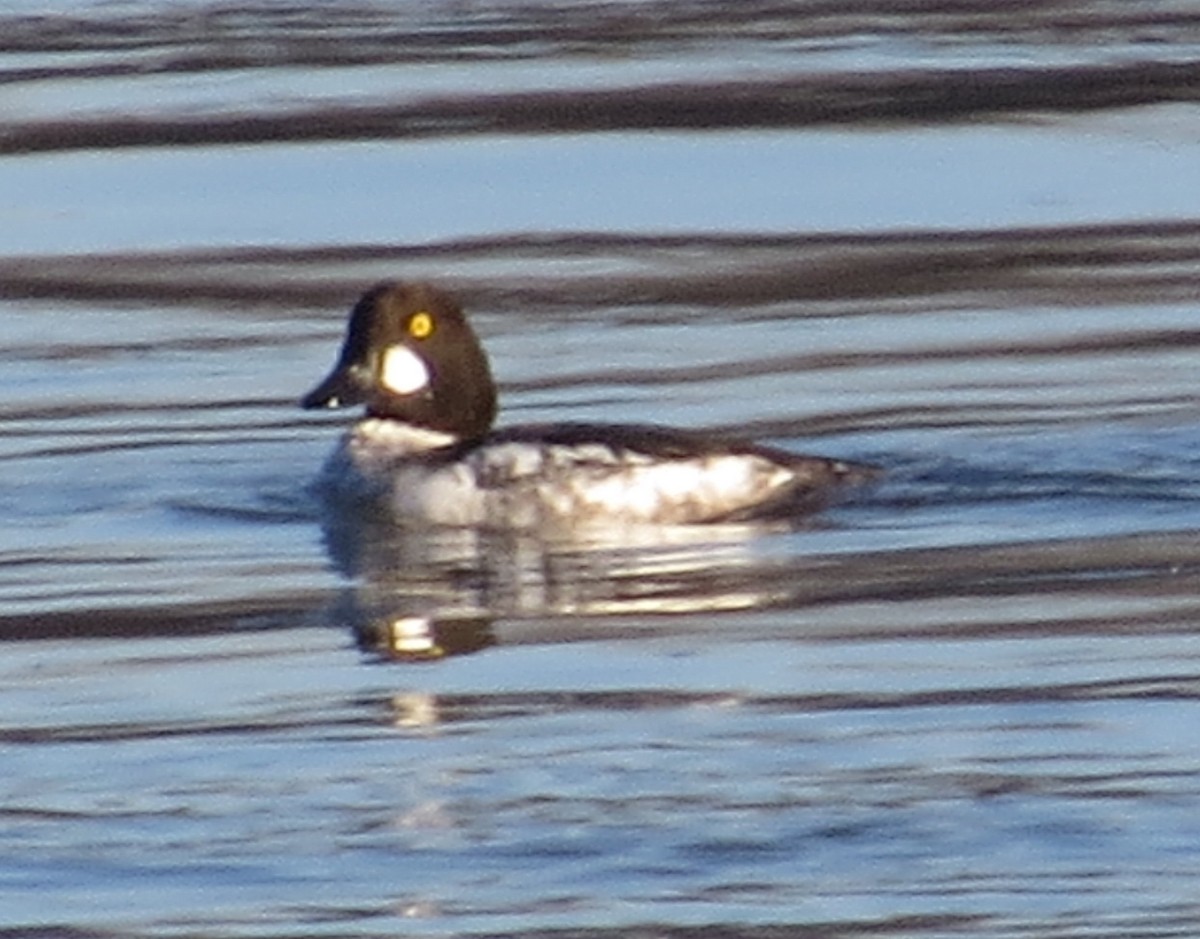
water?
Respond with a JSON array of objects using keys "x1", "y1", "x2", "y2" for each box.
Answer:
[{"x1": 3, "y1": 2, "x2": 1200, "y2": 935}]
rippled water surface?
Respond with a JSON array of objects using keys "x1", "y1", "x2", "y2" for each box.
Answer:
[{"x1": 4, "y1": 2, "x2": 1200, "y2": 936}]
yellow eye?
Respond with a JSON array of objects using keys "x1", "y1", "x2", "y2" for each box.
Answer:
[{"x1": 408, "y1": 311, "x2": 434, "y2": 339}]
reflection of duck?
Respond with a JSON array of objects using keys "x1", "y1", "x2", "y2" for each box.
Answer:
[
  {"x1": 326, "y1": 516, "x2": 797, "y2": 660},
  {"x1": 353, "y1": 611, "x2": 496, "y2": 662},
  {"x1": 302, "y1": 282, "x2": 876, "y2": 528}
]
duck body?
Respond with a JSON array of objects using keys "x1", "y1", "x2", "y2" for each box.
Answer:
[
  {"x1": 317, "y1": 418, "x2": 867, "y2": 528},
  {"x1": 303, "y1": 282, "x2": 874, "y2": 529}
]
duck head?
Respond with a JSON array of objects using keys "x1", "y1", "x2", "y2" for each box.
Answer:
[{"x1": 301, "y1": 281, "x2": 498, "y2": 441}]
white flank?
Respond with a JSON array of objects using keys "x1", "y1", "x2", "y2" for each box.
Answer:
[
  {"x1": 380, "y1": 344, "x2": 430, "y2": 395},
  {"x1": 323, "y1": 428, "x2": 801, "y2": 528}
]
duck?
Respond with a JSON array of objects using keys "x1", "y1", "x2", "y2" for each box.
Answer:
[{"x1": 301, "y1": 281, "x2": 875, "y2": 529}]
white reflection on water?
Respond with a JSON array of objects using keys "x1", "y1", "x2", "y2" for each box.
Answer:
[{"x1": 323, "y1": 513, "x2": 793, "y2": 660}]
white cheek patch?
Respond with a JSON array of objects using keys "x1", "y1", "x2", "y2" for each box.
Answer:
[{"x1": 380, "y1": 344, "x2": 431, "y2": 395}]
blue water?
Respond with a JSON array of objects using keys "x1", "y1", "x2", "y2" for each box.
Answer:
[
  {"x1": 5, "y1": 118, "x2": 1200, "y2": 256},
  {"x1": 3, "y1": 2, "x2": 1200, "y2": 936}
]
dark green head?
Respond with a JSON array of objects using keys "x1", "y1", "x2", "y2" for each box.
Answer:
[{"x1": 301, "y1": 282, "x2": 497, "y2": 441}]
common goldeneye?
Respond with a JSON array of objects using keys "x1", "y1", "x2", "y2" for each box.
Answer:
[{"x1": 302, "y1": 282, "x2": 874, "y2": 528}]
